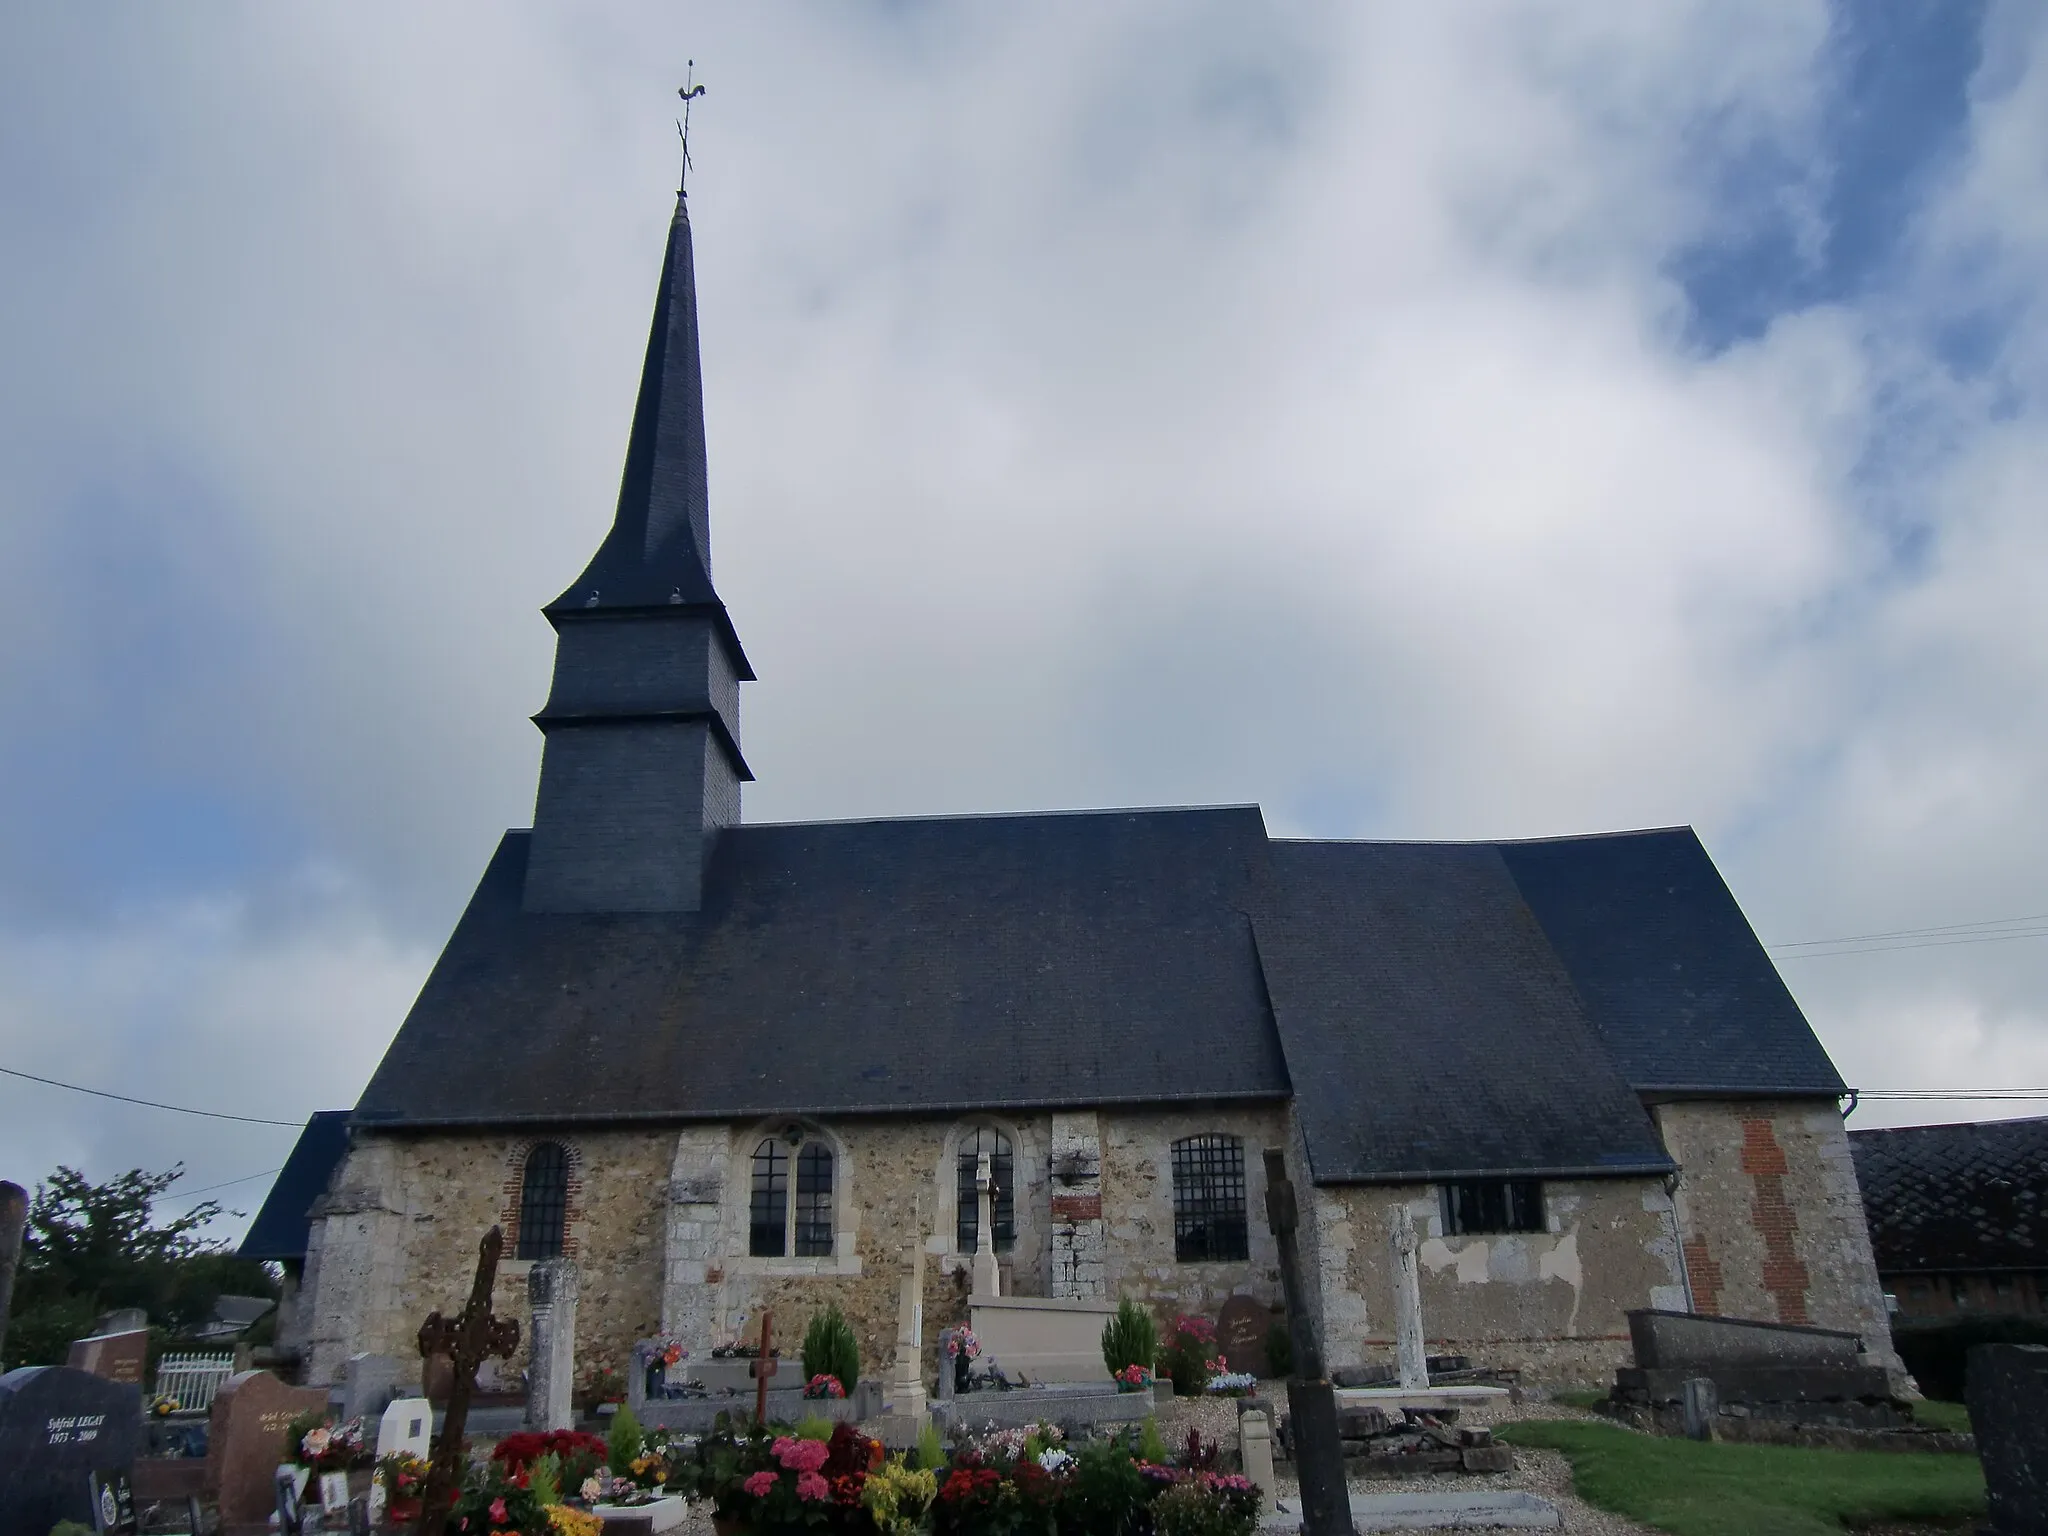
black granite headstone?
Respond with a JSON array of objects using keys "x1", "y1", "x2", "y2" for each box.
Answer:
[
  {"x1": 0, "y1": 1365, "x2": 143, "y2": 1535},
  {"x1": 1967, "y1": 1343, "x2": 2048, "y2": 1536}
]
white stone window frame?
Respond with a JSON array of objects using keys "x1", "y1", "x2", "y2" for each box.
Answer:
[
  {"x1": 726, "y1": 1119, "x2": 862, "y2": 1278},
  {"x1": 936, "y1": 1116, "x2": 1039, "y2": 1264}
]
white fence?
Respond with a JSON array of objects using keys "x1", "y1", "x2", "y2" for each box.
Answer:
[{"x1": 154, "y1": 1351, "x2": 237, "y2": 1412}]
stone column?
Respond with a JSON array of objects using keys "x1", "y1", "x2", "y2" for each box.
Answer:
[
  {"x1": 971, "y1": 1155, "x2": 1001, "y2": 1299},
  {"x1": 885, "y1": 1233, "x2": 928, "y2": 1426},
  {"x1": 525, "y1": 1258, "x2": 579, "y2": 1431},
  {"x1": 663, "y1": 1129, "x2": 729, "y2": 1355},
  {"x1": 1049, "y1": 1113, "x2": 1107, "y2": 1300},
  {"x1": 1389, "y1": 1208, "x2": 1428, "y2": 1390}
]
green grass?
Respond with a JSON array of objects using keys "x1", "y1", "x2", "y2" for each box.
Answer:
[
  {"x1": 1909, "y1": 1399, "x2": 1972, "y2": 1434},
  {"x1": 1498, "y1": 1419, "x2": 1983, "y2": 1536},
  {"x1": 1549, "y1": 1388, "x2": 1611, "y2": 1412}
]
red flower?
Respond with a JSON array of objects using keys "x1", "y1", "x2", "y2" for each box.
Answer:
[{"x1": 489, "y1": 1497, "x2": 509, "y2": 1524}]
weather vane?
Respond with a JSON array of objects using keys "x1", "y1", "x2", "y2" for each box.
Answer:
[{"x1": 677, "y1": 61, "x2": 706, "y2": 193}]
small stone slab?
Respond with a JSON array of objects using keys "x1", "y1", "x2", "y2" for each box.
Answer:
[
  {"x1": 1265, "y1": 1490, "x2": 1559, "y2": 1530},
  {"x1": 1218, "y1": 1296, "x2": 1272, "y2": 1378},
  {"x1": 592, "y1": 1494, "x2": 690, "y2": 1532},
  {"x1": 1336, "y1": 1386, "x2": 1510, "y2": 1412}
]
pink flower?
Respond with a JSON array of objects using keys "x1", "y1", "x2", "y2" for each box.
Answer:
[
  {"x1": 743, "y1": 1471, "x2": 778, "y2": 1497},
  {"x1": 773, "y1": 1437, "x2": 830, "y2": 1473},
  {"x1": 489, "y1": 1497, "x2": 509, "y2": 1523},
  {"x1": 795, "y1": 1471, "x2": 830, "y2": 1502}
]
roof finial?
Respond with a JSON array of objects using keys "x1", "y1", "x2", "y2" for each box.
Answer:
[{"x1": 677, "y1": 62, "x2": 706, "y2": 194}]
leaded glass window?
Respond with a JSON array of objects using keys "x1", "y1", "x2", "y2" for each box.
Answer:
[
  {"x1": 955, "y1": 1127, "x2": 1015, "y2": 1252},
  {"x1": 749, "y1": 1140, "x2": 789, "y2": 1257},
  {"x1": 516, "y1": 1142, "x2": 568, "y2": 1260},
  {"x1": 1171, "y1": 1134, "x2": 1248, "y2": 1262},
  {"x1": 795, "y1": 1143, "x2": 835, "y2": 1256},
  {"x1": 1441, "y1": 1179, "x2": 1543, "y2": 1236}
]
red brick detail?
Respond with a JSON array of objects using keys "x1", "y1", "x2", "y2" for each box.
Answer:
[
  {"x1": 500, "y1": 1140, "x2": 584, "y2": 1258},
  {"x1": 1051, "y1": 1194, "x2": 1103, "y2": 1223},
  {"x1": 1683, "y1": 1236, "x2": 1724, "y2": 1316},
  {"x1": 1740, "y1": 1118, "x2": 1810, "y2": 1325}
]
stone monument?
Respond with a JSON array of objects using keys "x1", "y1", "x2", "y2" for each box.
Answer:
[
  {"x1": 206, "y1": 1370, "x2": 330, "y2": 1530},
  {"x1": 1388, "y1": 1208, "x2": 1428, "y2": 1390},
  {"x1": 0, "y1": 1180, "x2": 27, "y2": 1367},
  {"x1": 1216, "y1": 1295, "x2": 1271, "y2": 1379},
  {"x1": 1238, "y1": 1409, "x2": 1278, "y2": 1512},
  {"x1": 1966, "y1": 1342, "x2": 2048, "y2": 1536},
  {"x1": 414, "y1": 1227, "x2": 521, "y2": 1535},
  {"x1": 337, "y1": 1352, "x2": 405, "y2": 1423},
  {"x1": 971, "y1": 1155, "x2": 1001, "y2": 1300},
  {"x1": 67, "y1": 1327, "x2": 150, "y2": 1387},
  {"x1": 879, "y1": 1227, "x2": 928, "y2": 1442},
  {"x1": 525, "y1": 1258, "x2": 580, "y2": 1432},
  {"x1": 1261, "y1": 1148, "x2": 1347, "y2": 1536},
  {"x1": 0, "y1": 1364, "x2": 143, "y2": 1536}
]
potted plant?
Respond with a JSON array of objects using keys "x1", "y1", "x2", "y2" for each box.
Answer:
[{"x1": 376, "y1": 1451, "x2": 429, "y2": 1523}]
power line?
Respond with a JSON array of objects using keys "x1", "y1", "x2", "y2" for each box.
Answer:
[
  {"x1": 165, "y1": 1167, "x2": 285, "y2": 1200},
  {"x1": 0, "y1": 1065, "x2": 306, "y2": 1127},
  {"x1": 1770, "y1": 910, "x2": 2048, "y2": 958},
  {"x1": 1856, "y1": 1088, "x2": 2048, "y2": 1101}
]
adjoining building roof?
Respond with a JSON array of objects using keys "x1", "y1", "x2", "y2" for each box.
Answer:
[
  {"x1": 238, "y1": 1111, "x2": 352, "y2": 1262},
  {"x1": 1498, "y1": 827, "x2": 1846, "y2": 1099},
  {"x1": 354, "y1": 808, "x2": 1842, "y2": 1184},
  {"x1": 1256, "y1": 840, "x2": 1673, "y2": 1183},
  {"x1": 1850, "y1": 1116, "x2": 2048, "y2": 1274}
]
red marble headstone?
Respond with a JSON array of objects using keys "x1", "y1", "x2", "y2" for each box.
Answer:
[
  {"x1": 1216, "y1": 1295, "x2": 1272, "y2": 1379},
  {"x1": 65, "y1": 1330, "x2": 149, "y2": 1387},
  {"x1": 204, "y1": 1370, "x2": 330, "y2": 1528}
]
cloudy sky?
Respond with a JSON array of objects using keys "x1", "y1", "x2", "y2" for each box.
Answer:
[{"x1": 2, "y1": 3, "x2": 2045, "y2": 1239}]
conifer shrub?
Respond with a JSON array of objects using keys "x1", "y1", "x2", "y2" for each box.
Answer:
[
  {"x1": 606, "y1": 1404, "x2": 644, "y2": 1474},
  {"x1": 1101, "y1": 1295, "x2": 1159, "y2": 1378}
]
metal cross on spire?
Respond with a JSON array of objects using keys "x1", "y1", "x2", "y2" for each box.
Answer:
[{"x1": 677, "y1": 61, "x2": 707, "y2": 193}]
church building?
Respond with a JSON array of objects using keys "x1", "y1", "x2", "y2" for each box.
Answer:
[{"x1": 270, "y1": 184, "x2": 1894, "y2": 1392}]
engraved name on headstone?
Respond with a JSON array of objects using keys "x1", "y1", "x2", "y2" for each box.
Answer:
[{"x1": 0, "y1": 1364, "x2": 144, "y2": 1536}]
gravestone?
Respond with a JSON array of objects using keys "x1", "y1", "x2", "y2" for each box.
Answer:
[
  {"x1": 336, "y1": 1352, "x2": 404, "y2": 1423},
  {"x1": 0, "y1": 1365, "x2": 144, "y2": 1535},
  {"x1": 1388, "y1": 1210, "x2": 1427, "y2": 1391},
  {"x1": 1967, "y1": 1343, "x2": 2048, "y2": 1536},
  {"x1": 377, "y1": 1397, "x2": 432, "y2": 1463},
  {"x1": 205, "y1": 1369, "x2": 329, "y2": 1529},
  {"x1": 1217, "y1": 1296, "x2": 1271, "y2": 1379},
  {"x1": 525, "y1": 1258, "x2": 579, "y2": 1432},
  {"x1": 68, "y1": 1329, "x2": 150, "y2": 1387},
  {"x1": 1239, "y1": 1409, "x2": 1277, "y2": 1511}
]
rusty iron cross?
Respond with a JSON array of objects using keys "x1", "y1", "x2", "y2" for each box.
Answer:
[
  {"x1": 677, "y1": 61, "x2": 707, "y2": 191},
  {"x1": 413, "y1": 1225, "x2": 522, "y2": 1536}
]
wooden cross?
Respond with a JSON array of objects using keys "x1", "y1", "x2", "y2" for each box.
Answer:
[{"x1": 413, "y1": 1225, "x2": 522, "y2": 1536}]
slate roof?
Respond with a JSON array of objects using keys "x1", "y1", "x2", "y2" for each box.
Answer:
[
  {"x1": 357, "y1": 807, "x2": 1292, "y2": 1128},
  {"x1": 1256, "y1": 840, "x2": 1673, "y2": 1183},
  {"x1": 355, "y1": 812, "x2": 1842, "y2": 1183},
  {"x1": 1498, "y1": 828, "x2": 1846, "y2": 1098},
  {"x1": 1850, "y1": 1117, "x2": 2048, "y2": 1274},
  {"x1": 239, "y1": 1110, "x2": 352, "y2": 1262}
]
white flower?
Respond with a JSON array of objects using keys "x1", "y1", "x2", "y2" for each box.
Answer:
[
  {"x1": 1037, "y1": 1449, "x2": 1074, "y2": 1473},
  {"x1": 582, "y1": 1476, "x2": 604, "y2": 1502}
]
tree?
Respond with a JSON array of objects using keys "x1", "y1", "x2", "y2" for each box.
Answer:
[{"x1": 4, "y1": 1164, "x2": 277, "y2": 1367}]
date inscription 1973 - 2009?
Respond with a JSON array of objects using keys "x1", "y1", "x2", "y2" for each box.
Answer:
[{"x1": 44, "y1": 1413, "x2": 106, "y2": 1445}]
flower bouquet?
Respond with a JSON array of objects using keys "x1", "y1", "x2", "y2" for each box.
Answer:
[
  {"x1": 149, "y1": 1394, "x2": 181, "y2": 1418},
  {"x1": 1202, "y1": 1358, "x2": 1255, "y2": 1396},
  {"x1": 803, "y1": 1374, "x2": 846, "y2": 1400},
  {"x1": 1113, "y1": 1363, "x2": 1153, "y2": 1393},
  {"x1": 376, "y1": 1451, "x2": 429, "y2": 1522}
]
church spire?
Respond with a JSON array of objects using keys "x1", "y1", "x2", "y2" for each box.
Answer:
[
  {"x1": 523, "y1": 176, "x2": 753, "y2": 916},
  {"x1": 549, "y1": 192, "x2": 719, "y2": 615}
]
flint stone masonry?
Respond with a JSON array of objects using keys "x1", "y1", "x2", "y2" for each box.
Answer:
[
  {"x1": 1967, "y1": 1343, "x2": 2048, "y2": 1536},
  {"x1": 1654, "y1": 1101, "x2": 1898, "y2": 1371},
  {"x1": 1050, "y1": 1112, "x2": 1107, "y2": 1300}
]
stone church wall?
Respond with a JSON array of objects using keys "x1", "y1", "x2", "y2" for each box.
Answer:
[
  {"x1": 1653, "y1": 1098, "x2": 1898, "y2": 1369},
  {"x1": 1310, "y1": 1177, "x2": 1685, "y2": 1386}
]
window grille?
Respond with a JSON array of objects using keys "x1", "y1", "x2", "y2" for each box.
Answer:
[
  {"x1": 794, "y1": 1143, "x2": 835, "y2": 1256},
  {"x1": 1171, "y1": 1134, "x2": 1248, "y2": 1262},
  {"x1": 515, "y1": 1142, "x2": 569, "y2": 1260},
  {"x1": 1441, "y1": 1179, "x2": 1544, "y2": 1236},
  {"x1": 749, "y1": 1140, "x2": 789, "y2": 1257},
  {"x1": 956, "y1": 1127, "x2": 1016, "y2": 1252}
]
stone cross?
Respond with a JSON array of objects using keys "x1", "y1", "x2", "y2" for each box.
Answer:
[
  {"x1": 1261, "y1": 1148, "x2": 1347, "y2": 1536},
  {"x1": 525, "y1": 1258, "x2": 580, "y2": 1432},
  {"x1": 971, "y1": 1155, "x2": 1000, "y2": 1299},
  {"x1": 413, "y1": 1226, "x2": 520, "y2": 1536},
  {"x1": 1389, "y1": 1208, "x2": 1428, "y2": 1390}
]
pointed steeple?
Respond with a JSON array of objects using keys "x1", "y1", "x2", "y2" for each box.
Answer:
[
  {"x1": 550, "y1": 192, "x2": 722, "y2": 615},
  {"x1": 523, "y1": 190, "x2": 753, "y2": 915}
]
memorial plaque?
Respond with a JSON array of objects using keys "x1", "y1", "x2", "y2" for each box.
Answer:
[
  {"x1": 67, "y1": 1329, "x2": 150, "y2": 1386},
  {"x1": 376, "y1": 1396, "x2": 432, "y2": 1463},
  {"x1": 1217, "y1": 1296, "x2": 1271, "y2": 1379},
  {"x1": 0, "y1": 1365, "x2": 144, "y2": 1536},
  {"x1": 204, "y1": 1369, "x2": 329, "y2": 1528}
]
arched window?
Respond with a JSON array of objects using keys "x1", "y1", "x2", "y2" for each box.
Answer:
[
  {"x1": 750, "y1": 1135, "x2": 836, "y2": 1258},
  {"x1": 1171, "y1": 1134, "x2": 1247, "y2": 1262},
  {"x1": 515, "y1": 1142, "x2": 569, "y2": 1260},
  {"x1": 956, "y1": 1127, "x2": 1015, "y2": 1252}
]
